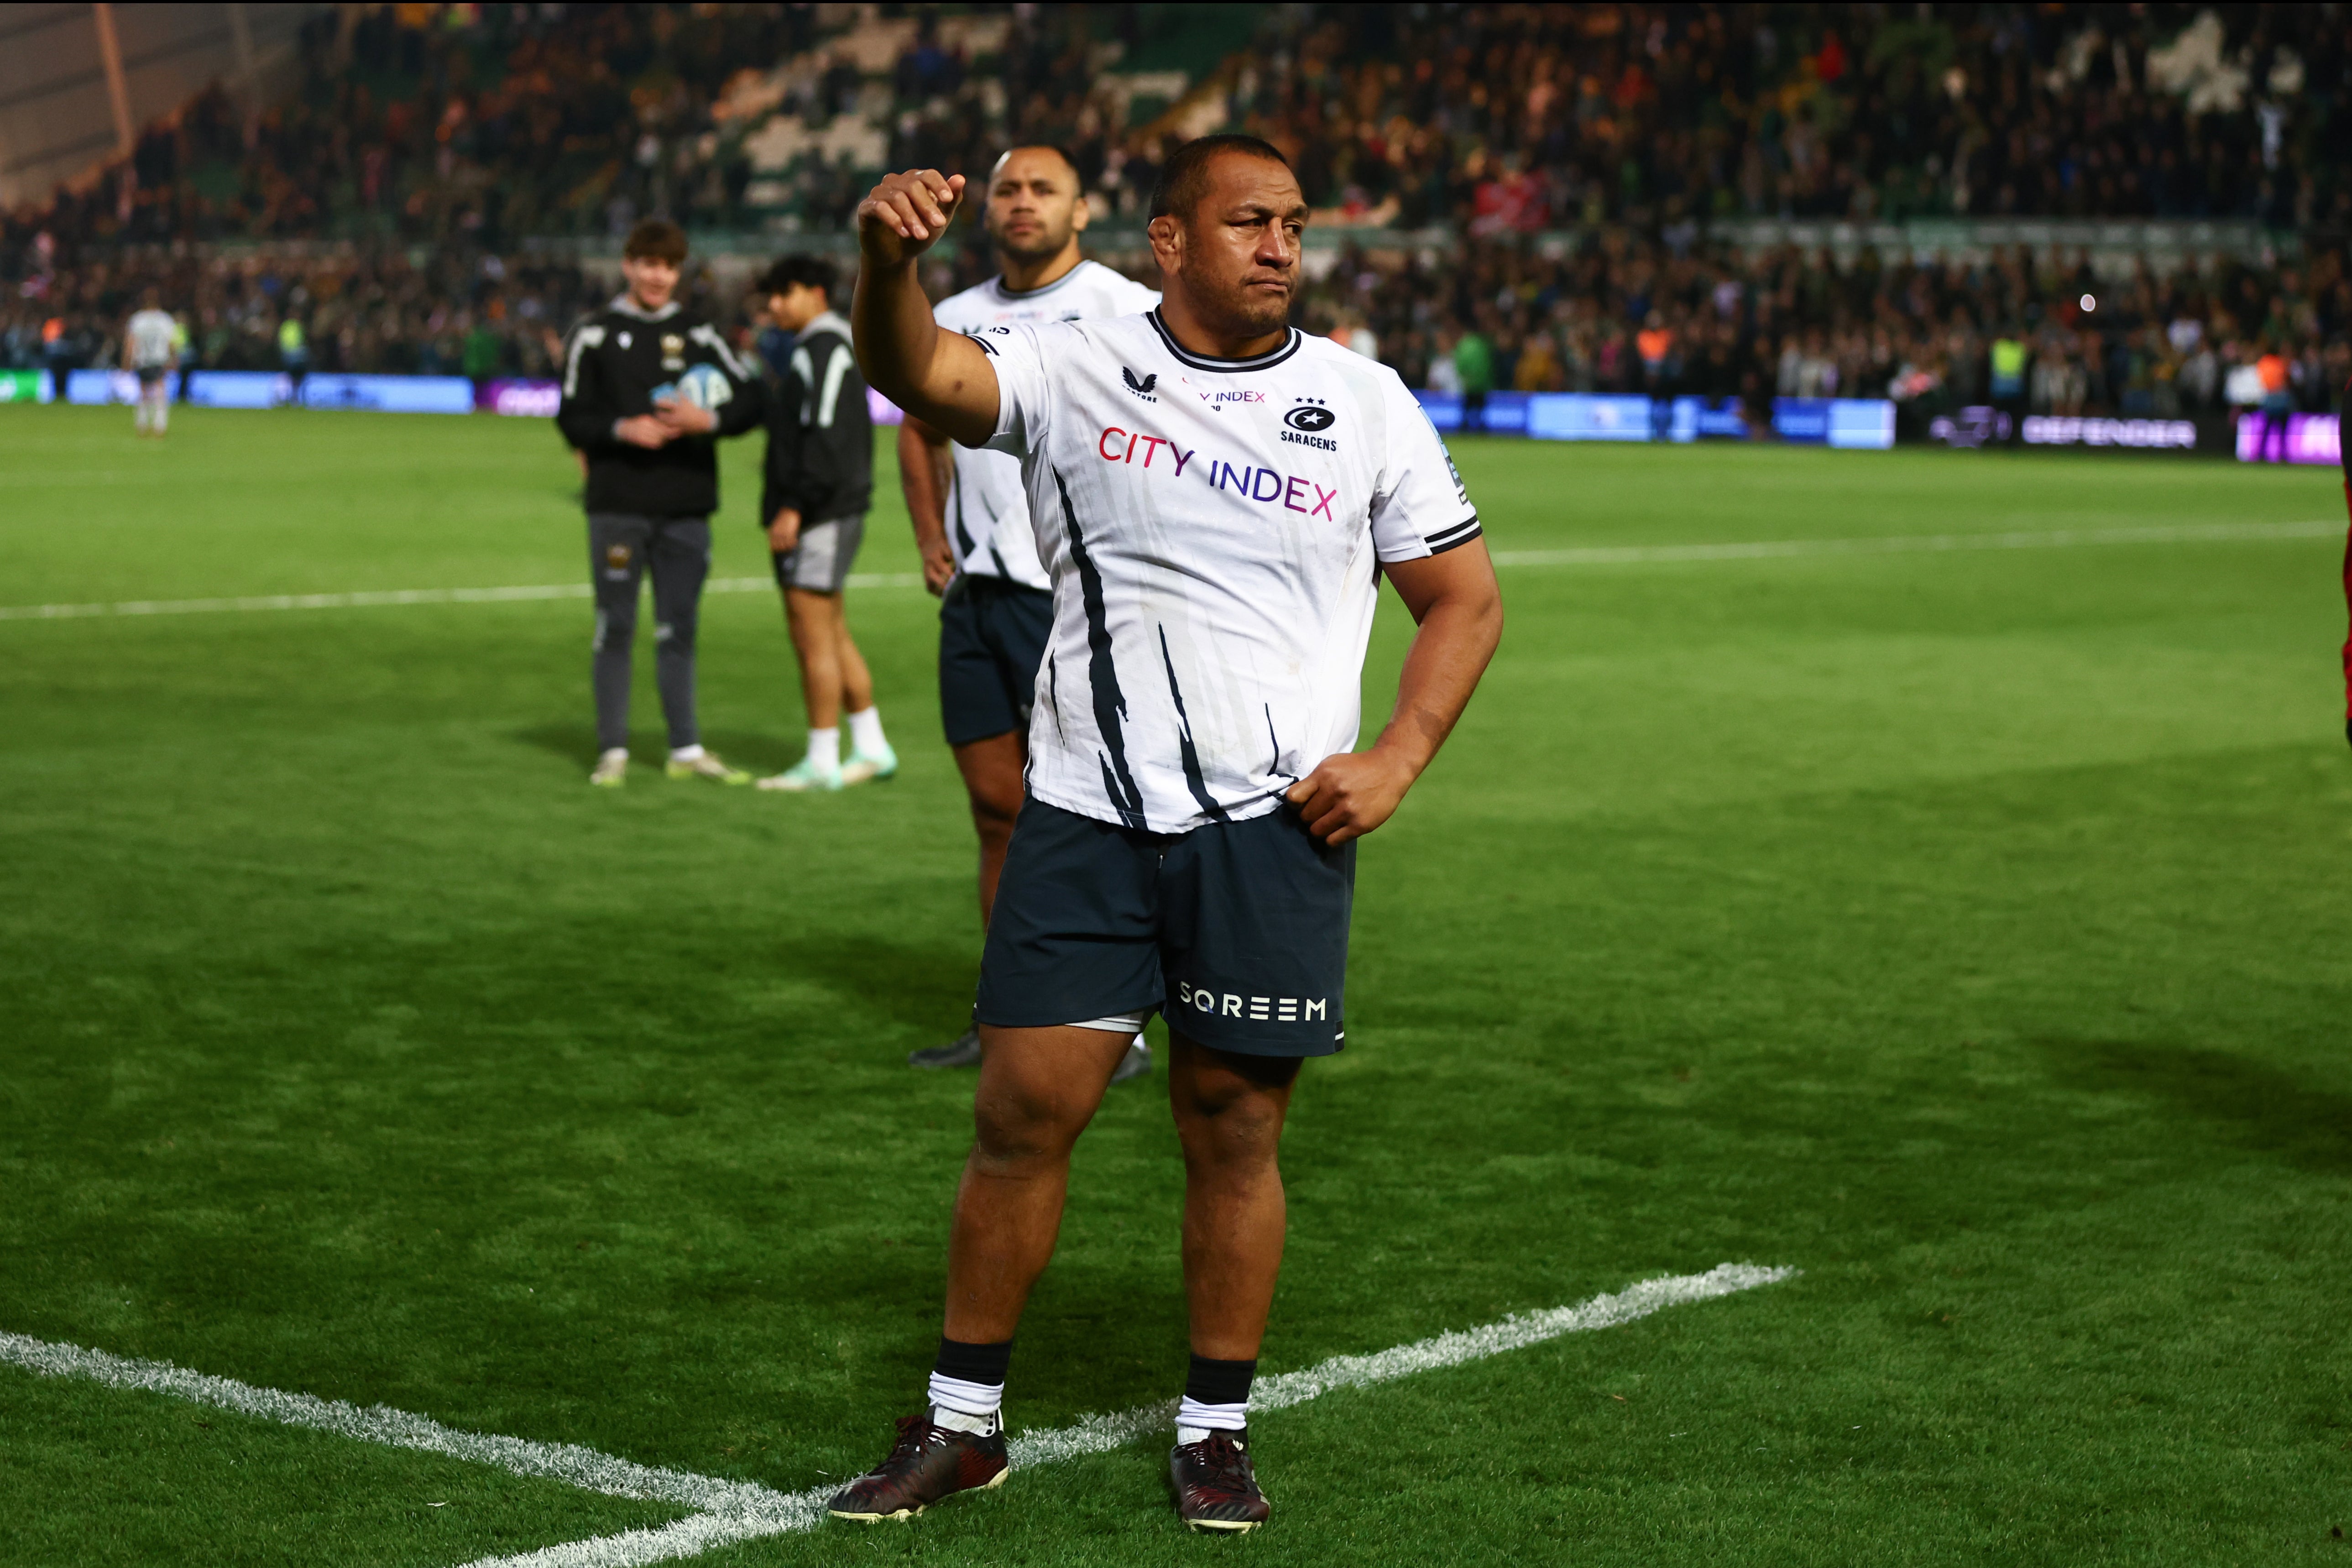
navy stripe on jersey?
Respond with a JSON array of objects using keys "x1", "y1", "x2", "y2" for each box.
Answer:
[
  {"x1": 1054, "y1": 466, "x2": 1148, "y2": 829},
  {"x1": 1158, "y1": 627, "x2": 1233, "y2": 824},
  {"x1": 1425, "y1": 516, "x2": 1484, "y2": 554},
  {"x1": 1145, "y1": 309, "x2": 1301, "y2": 373}
]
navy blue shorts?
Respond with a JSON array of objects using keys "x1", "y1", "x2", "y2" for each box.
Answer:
[
  {"x1": 938, "y1": 575, "x2": 1053, "y2": 747},
  {"x1": 974, "y1": 798, "x2": 1355, "y2": 1057}
]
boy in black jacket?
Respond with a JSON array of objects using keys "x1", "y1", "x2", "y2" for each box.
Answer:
[
  {"x1": 752, "y1": 255, "x2": 897, "y2": 792},
  {"x1": 556, "y1": 220, "x2": 762, "y2": 788}
]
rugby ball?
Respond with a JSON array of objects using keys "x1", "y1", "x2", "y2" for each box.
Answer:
[{"x1": 656, "y1": 362, "x2": 734, "y2": 412}]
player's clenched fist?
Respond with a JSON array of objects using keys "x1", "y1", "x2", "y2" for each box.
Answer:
[{"x1": 857, "y1": 170, "x2": 966, "y2": 267}]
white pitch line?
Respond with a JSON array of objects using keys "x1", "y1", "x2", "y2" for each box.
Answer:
[
  {"x1": 1488, "y1": 517, "x2": 2342, "y2": 567},
  {"x1": 1, "y1": 1262, "x2": 1791, "y2": 1568},
  {"x1": 1, "y1": 518, "x2": 2336, "y2": 625},
  {"x1": 0, "y1": 573, "x2": 924, "y2": 623}
]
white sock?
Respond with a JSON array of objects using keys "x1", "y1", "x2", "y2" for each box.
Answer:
[
  {"x1": 927, "y1": 1372, "x2": 1003, "y2": 1434},
  {"x1": 599, "y1": 747, "x2": 629, "y2": 763},
  {"x1": 805, "y1": 727, "x2": 840, "y2": 771},
  {"x1": 1176, "y1": 1396, "x2": 1248, "y2": 1447},
  {"x1": 669, "y1": 744, "x2": 705, "y2": 762},
  {"x1": 152, "y1": 402, "x2": 167, "y2": 434},
  {"x1": 847, "y1": 706, "x2": 887, "y2": 755}
]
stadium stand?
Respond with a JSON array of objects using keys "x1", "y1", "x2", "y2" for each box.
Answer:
[{"x1": 1, "y1": 4, "x2": 2344, "y2": 420}]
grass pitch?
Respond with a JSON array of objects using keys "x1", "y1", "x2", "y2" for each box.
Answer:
[{"x1": 2, "y1": 403, "x2": 2348, "y2": 1565}]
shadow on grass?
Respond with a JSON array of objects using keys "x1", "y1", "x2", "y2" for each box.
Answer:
[
  {"x1": 2039, "y1": 1039, "x2": 2352, "y2": 1175},
  {"x1": 767, "y1": 933, "x2": 979, "y2": 1041}
]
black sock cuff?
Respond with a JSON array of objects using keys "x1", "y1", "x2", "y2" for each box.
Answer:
[
  {"x1": 934, "y1": 1336, "x2": 1013, "y2": 1387},
  {"x1": 1184, "y1": 1353, "x2": 1257, "y2": 1408}
]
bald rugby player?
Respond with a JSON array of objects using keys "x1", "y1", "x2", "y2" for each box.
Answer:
[
  {"x1": 901, "y1": 145, "x2": 1159, "y2": 1081},
  {"x1": 824, "y1": 136, "x2": 1503, "y2": 1533}
]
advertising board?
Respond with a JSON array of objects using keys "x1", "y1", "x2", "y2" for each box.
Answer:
[
  {"x1": 1772, "y1": 398, "x2": 1896, "y2": 449},
  {"x1": 299, "y1": 374, "x2": 475, "y2": 414},
  {"x1": 479, "y1": 379, "x2": 562, "y2": 417},
  {"x1": 0, "y1": 369, "x2": 56, "y2": 403},
  {"x1": 185, "y1": 371, "x2": 292, "y2": 409},
  {"x1": 67, "y1": 368, "x2": 177, "y2": 405},
  {"x1": 1527, "y1": 393, "x2": 1652, "y2": 441},
  {"x1": 2234, "y1": 412, "x2": 2340, "y2": 466}
]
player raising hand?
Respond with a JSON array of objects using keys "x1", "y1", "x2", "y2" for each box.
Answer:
[{"x1": 823, "y1": 140, "x2": 1502, "y2": 1535}]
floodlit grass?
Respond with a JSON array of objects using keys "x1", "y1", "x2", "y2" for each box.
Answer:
[{"x1": 2, "y1": 403, "x2": 2347, "y2": 1565}]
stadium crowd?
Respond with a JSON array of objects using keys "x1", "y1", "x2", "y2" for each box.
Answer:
[{"x1": 2, "y1": 4, "x2": 2345, "y2": 415}]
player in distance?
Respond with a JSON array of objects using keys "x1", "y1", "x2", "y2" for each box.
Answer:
[
  {"x1": 899, "y1": 145, "x2": 1158, "y2": 1082},
  {"x1": 555, "y1": 220, "x2": 762, "y2": 789},
  {"x1": 749, "y1": 256, "x2": 897, "y2": 792},
  {"x1": 122, "y1": 289, "x2": 178, "y2": 437},
  {"x1": 828, "y1": 137, "x2": 1504, "y2": 1533}
]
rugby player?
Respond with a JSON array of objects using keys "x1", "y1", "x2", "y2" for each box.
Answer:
[
  {"x1": 556, "y1": 220, "x2": 762, "y2": 787},
  {"x1": 122, "y1": 289, "x2": 177, "y2": 437},
  {"x1": 828, "y1": 136, "x2": 1504, "y2": 1532},
  {"x1": 900, "y1": 146, "x2": 1158, "y2": 1081}
]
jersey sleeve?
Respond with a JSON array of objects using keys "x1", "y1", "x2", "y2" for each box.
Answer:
[
  {"x1": 1368, "y1": 374, "x2": 1482, "y2": 562},
  {"x1": 980, "y1": 322, "x2": 1062, "y2": 458}
]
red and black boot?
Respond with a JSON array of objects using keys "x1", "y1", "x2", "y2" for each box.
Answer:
[
  {"x1": 827, "y1": 1411, "x2": 1009, "y2": 1522},
  {"x1": 1169, "y1": 1428, "x2": 1271, "y2": 1533}
]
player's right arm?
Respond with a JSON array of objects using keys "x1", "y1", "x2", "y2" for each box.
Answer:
[
  {"x1": 851, "y1": 170, "x2": 998, "y2": 449},
  {"x1": 898, "y1": 415, "x2": 956, "y2": 595}
]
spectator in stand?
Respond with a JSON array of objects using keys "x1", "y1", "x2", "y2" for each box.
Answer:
[{"x1": 1454, "y1": 325, "x2": 1495, "y2": 430}]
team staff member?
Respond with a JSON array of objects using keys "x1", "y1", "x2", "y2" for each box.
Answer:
[
  {"x1": 831, "y1": 138, "x2": 1503, "y2": 1531},
  {"x1": 752, "y1": 256, "x2": 896, "y2": 793},
  {"x1": 900, "y1": 145, "x2": 1158, "y2": 1076},
  {"x1": 557, "y1": 220, "x2": 762, "y2": 788}
]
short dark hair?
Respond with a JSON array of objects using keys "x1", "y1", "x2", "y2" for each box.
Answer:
[
  {"x1": 756, "y1": 255, "x2": 838, "y2": 298},
  {"x1": 622, "y1": 219, "x2": 688, "y2": 264},
  {"x1": 1147, "y1": 134, "x2": 1291, "y2": 221},
  {"x1": 990, "y1": 144, "x2": 1081, "y2": 183}
]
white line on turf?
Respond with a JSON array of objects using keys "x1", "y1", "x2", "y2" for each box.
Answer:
[
  {"x1": 1, "y1": 1262, "x2": 1792, "y2": 1568},
  {"x1": 0, "y1": 518, "x2": 2336, "y2": 624},
  {"x1": 1488, "y1": 517, "x2": 2342, "y2": 567},
  {"x1": 0, "y1": 574, "x2": 924, "y2": 622}
]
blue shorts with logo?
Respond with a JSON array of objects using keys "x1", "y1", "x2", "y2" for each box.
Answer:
[
  {"x1": 938, "y1": 574, "x2": 1054, "y2": 747},
  {"x1": 974, "y1": 797, "x2": 1354, "y2": 1057}
]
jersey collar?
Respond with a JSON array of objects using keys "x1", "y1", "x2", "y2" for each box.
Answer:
[
  {"x1": 608, "y1": 294, "x2": 683, "y2": 322},
  {"x1": 799, "y1": 308, "x2": 852, "y2": 341},
  {"x1": 991, "y1": 261, "x2": 1090, "y2": 303},
  {"x1": 1145, "y1": 308, "x2": 1301, "y2": 373}
]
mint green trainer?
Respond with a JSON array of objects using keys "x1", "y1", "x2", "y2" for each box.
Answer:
[
  {"x1": 756, "y1": 758, "x2": 844, "y2": 793},
  {"x1": 841, "y1": 741, "x2": 899, "y2": 785}
]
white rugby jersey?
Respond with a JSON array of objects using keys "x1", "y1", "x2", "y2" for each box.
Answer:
[
  {"x1": 933, "y1": 260, "x2": 1159, "y2": 589},
  {"x1": 979, "y1": 309, "x2": 1480, "y2": 835},
  {"x1": 126, "y1": 309, "x2": 178, "y2": 368}
]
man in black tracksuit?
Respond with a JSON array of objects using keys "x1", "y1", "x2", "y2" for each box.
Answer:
[
  {"x1": 556, "y1": 220, "x2": 762, "y2": 787},
  {"x1": 749, "y1": 255, "x2": 895, "y2": 792}
]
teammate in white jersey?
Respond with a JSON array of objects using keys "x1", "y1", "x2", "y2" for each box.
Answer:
[
  {"x1": 900, "y1": 146, "x2": 1159, "y2": 1076},
  {"x1": 828, "y1": 137, "x2": 1503, "y2": 1534},
  {"x1": 122, "y1": 290, "x2": 178, "y2": 438}
]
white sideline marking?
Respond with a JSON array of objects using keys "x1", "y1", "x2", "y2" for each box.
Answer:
[
  {"x1": 0, "y1": 574, "x2": 924, "y2": 623},
  {"x1": 1489, "y1": 517, "x2": 2342, "y2": 567},
  {"x1": 0, "y1": 518, "x2": 2336, "y2": 625},
  {"x1": 1, "y1": 1262, "x2": 1791, "y2": 1568}
]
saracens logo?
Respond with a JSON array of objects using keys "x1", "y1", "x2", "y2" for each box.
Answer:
[
  {"x1": 1283, "y1": 403, "x2": 1336, "y2": 432},
  {"x1": 1121, "y1": 366, "x2": 1158, "y2": 402}
]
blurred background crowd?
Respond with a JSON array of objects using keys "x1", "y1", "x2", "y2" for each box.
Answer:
[{"x1": 3, "y1": 2, "x2": 2345, "y2": 419}]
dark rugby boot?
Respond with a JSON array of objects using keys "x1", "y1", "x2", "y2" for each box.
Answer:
[
  {"x1": 1169, "y1": 1428, "x2": 1270, "y2": 1533},
  {"x1": 827, "y1": 1411, "x2": 1009, "y2": 1521}
]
